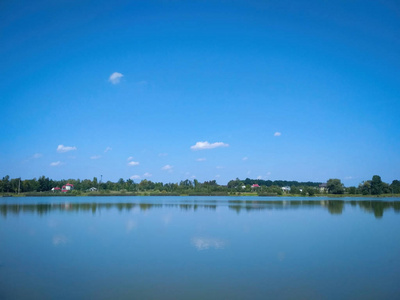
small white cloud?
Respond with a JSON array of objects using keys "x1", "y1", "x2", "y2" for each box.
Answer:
[
  {"x1": 161, "y1": 164, "x2": 173, "y2": 171},
  {"x1": 344, "y1": 176, "x2": 354, "y2": 180},
  {"x1": 128, "y1": 161, "x2": 139, "y2": 166},
  {"x1": 266, "y1": 172, "x2": 271, "y2": 176},
  {"x1": 109, "y1": 72, "x2": 123, "y2": 84},
  {"x1": 257, "y1": 175, "x2": 263, "y2": 179},
  {"x1": 33, "y1": 153, "x2": 42, "y2": 159},
  {"x1": 196, "y1": 158, "x2": 206, "y2": 162},
  {"x1": 127, "y1": 156, "x2": 134, "y2": 161},
  {"x1": 130, "y1": 175, "x2": 141, "y2": 180},
  {"x1": 242, "y1": 157, "x2": 248, "y2": 161},
  {"x1": 104, "y1": 147, "x2": 112, "y2": 153},
  {"x1": 190, "y1": 141, "x2": 229, "y2": 150},
  {"x1": 90, "y1": 155, "x2": 101, "y2": 160},
  {"x1": 158, "y1": 153, "x2": 168, "y2": 157},
  {"x1": 143, "y1": 172, "x2": 152, "y2": 177},
  {"x1": 50, "y1": 161, "x2": 63, "y2": 167},
  {"x1": 137, "y1": 80, "x2": 148, "y2": 86},
  {"x1": 274, "y1": 132, "x2": 281, "y2": 137},
  {"x1": 215, "y1": 174, "x2": 220, "y2": 178},
  {"x1": 57, "y1": 144, "x2": 77, "y2": 153}
]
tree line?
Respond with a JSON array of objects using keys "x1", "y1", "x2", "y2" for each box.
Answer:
[{"x1": 0, "y1": 175, "x2": 399, "y2": 196}]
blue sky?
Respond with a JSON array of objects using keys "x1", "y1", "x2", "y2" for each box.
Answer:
[{"x1": 1, "y1": 0, "x2": 399, "y2": 186}]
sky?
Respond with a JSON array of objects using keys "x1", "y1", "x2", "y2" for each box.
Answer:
[{"x1": 1, "y1": 0, "x2": 399, "y2": 186}]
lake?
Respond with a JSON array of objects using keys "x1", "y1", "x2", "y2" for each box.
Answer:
[{"x1": 1, "y1": 196, "x2": 400, "y2": 299}]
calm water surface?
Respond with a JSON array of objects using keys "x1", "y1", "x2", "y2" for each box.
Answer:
[{"x1": 1, "y1": 196, "x2": 400, "y2": 299}]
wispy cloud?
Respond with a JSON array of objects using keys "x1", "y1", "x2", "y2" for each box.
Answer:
[
  {"x1": 90, "y1": 155, "x2": 101, "y2": 160},
  {"x1": 109, "y1": 72, "x2": 123, "y2": 84},
  {"x1": 215, "y1": 175, "x2": 220, "y2": 178},
  {"x1": 50, "y1": 161, "x2": 63, "y2": 167},
  {"x1": 190, "y1": 141, "x2": 229, "y2": 150},
  {"x1": 33, "y1": 153, "x2": 42, "y2": 159},
  {"x1": 128, "y1": 161, "x2": 139, "y2": 166},
  {"x1": 57, "y1": 145, "x2": 77, "y2": 153},
  {"x1": 143, "y1": 172, "x2": 152, "y2": 177},
  {"x1": 104, "y1": 147, "x2": 112, "y2": 153},
  {"x1": 196, "y1": 158, "x2": 206, "y2": 162},
  {"x1": 274, "y1": 132, "x2": 281, "y2": 137},
  {"x1": 158, "y1": 153, "x2": 168, "y2": 157},
  {"x1": 127, "y1": 156, "x2": 134, "y2": 161},
  {"x1": 161, "y1": 164, "x2": 173, "y2": 171},
  {"x1": 242, "y1": 157, "x2": 248, "y2": 161}
]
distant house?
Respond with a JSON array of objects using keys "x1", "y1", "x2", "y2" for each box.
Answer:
[
  {"x1": 281, "y1": 186, "x2": 291, "y2": 193},
  {"x1": 319, "y1": 183, "x2": 327, "y2": 193},
  {"x1": 88, "y1": 187, "x2": 97, "y2": 192},
  {"x1": 251, "y1": 184, "x2": 260, "y2": 188},
  {"x1": 51, "y1": 187, "x2": 61, "y2": 192},
  {"x1": 62, "y1": 183, "x2": 74, "y2": 193}
]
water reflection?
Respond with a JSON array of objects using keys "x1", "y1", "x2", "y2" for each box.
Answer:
[
  {"x1": 191, "y1": 237, "x2": 227, "y2": 250},
  {"x1": 0, "y1": 199, "x2": 400, "y2": 218}
]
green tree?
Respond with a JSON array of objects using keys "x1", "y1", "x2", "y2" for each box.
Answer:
[
  {"x1": 390, "y1": 180, "x2": 400, "y2": 194},
  {"x1": 359, "y1": 181, "x2": 371, "y2": 195},
  {"x1": 347, "y1": 186, "x2": 357, "y2": 194},
  {"x1": 371, "y1": 175, "x2": 383, "y2": 195},
  {"x1": 327, "y1": 179, "x2": 344, "y2": 194}
]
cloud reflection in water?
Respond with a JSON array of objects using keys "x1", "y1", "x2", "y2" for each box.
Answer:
[{"x1": 191, "y1": 237, "x2": 227, "y2": 251}]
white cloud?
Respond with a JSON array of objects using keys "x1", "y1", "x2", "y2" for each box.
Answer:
[
  {"x1": 242, "y1": 157, "x2": 248, "y2": 161},
  {"x1": 90, "y1": 155, "x2": 101, "y2": 160},
  {"x1": 33, "y1": 153, "x2": 42, "y2": 159},
  {"x1": 161, "y1": 164, "x2": 173, "y2": 171},
  {"x1": 50, "y1": 161, "x2": 63, "y2": 167},
  {"x1": 57, "y1": 144, "x2": 77, "y2": 153},
  {"x1": 130, "y1": 175, "x2": 141, "y2": 180},
  {"x1": 143, "y1": 172, "x2": 152, "y2": 177},
  {"x1": 215, "y1": 175, "x2": 220, "y2": 178},
  {"x1": 127, "y1": 156, "x2": 134, "y2": 161},
  {"x1": 274, "y1": 132, "x2": 281, "y2": 137},
  {"x1": 266, "y1": 172, "x2": 271, "y2": 176},
  {"x1": 104, "y1": 147, "x2": 112, "y2": 153},
  {"x1": 128, "y1": 161, "x2": 139, "y2": 166},
  {"x1": 109, "y1": 72, "x2": 123, "y2": 84},
  {"x1": 196, "y1": 158, "x2": 206, "y2": 161},
  {"x1": 190, "y1": 141, "x2": 229, "y2": 150},
  {"x1": 257, "y1": 175, "x2": 263, "y2": 180}
]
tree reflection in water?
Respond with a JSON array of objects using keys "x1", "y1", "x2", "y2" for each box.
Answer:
[{"x1": 1, "y1": 199, "x2": 400, "y2": 219}]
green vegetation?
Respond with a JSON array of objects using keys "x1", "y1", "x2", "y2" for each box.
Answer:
[{"x1": 1, "y1": 175, "x2": 399, "y2": 197}]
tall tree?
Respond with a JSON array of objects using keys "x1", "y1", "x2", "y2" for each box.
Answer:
[
  {"x1": 327, "y1": 179, "x2": 344, "y2": 194},
  {"x1": 371, "y1": 175, "x2": 383, "y2": 195}
]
